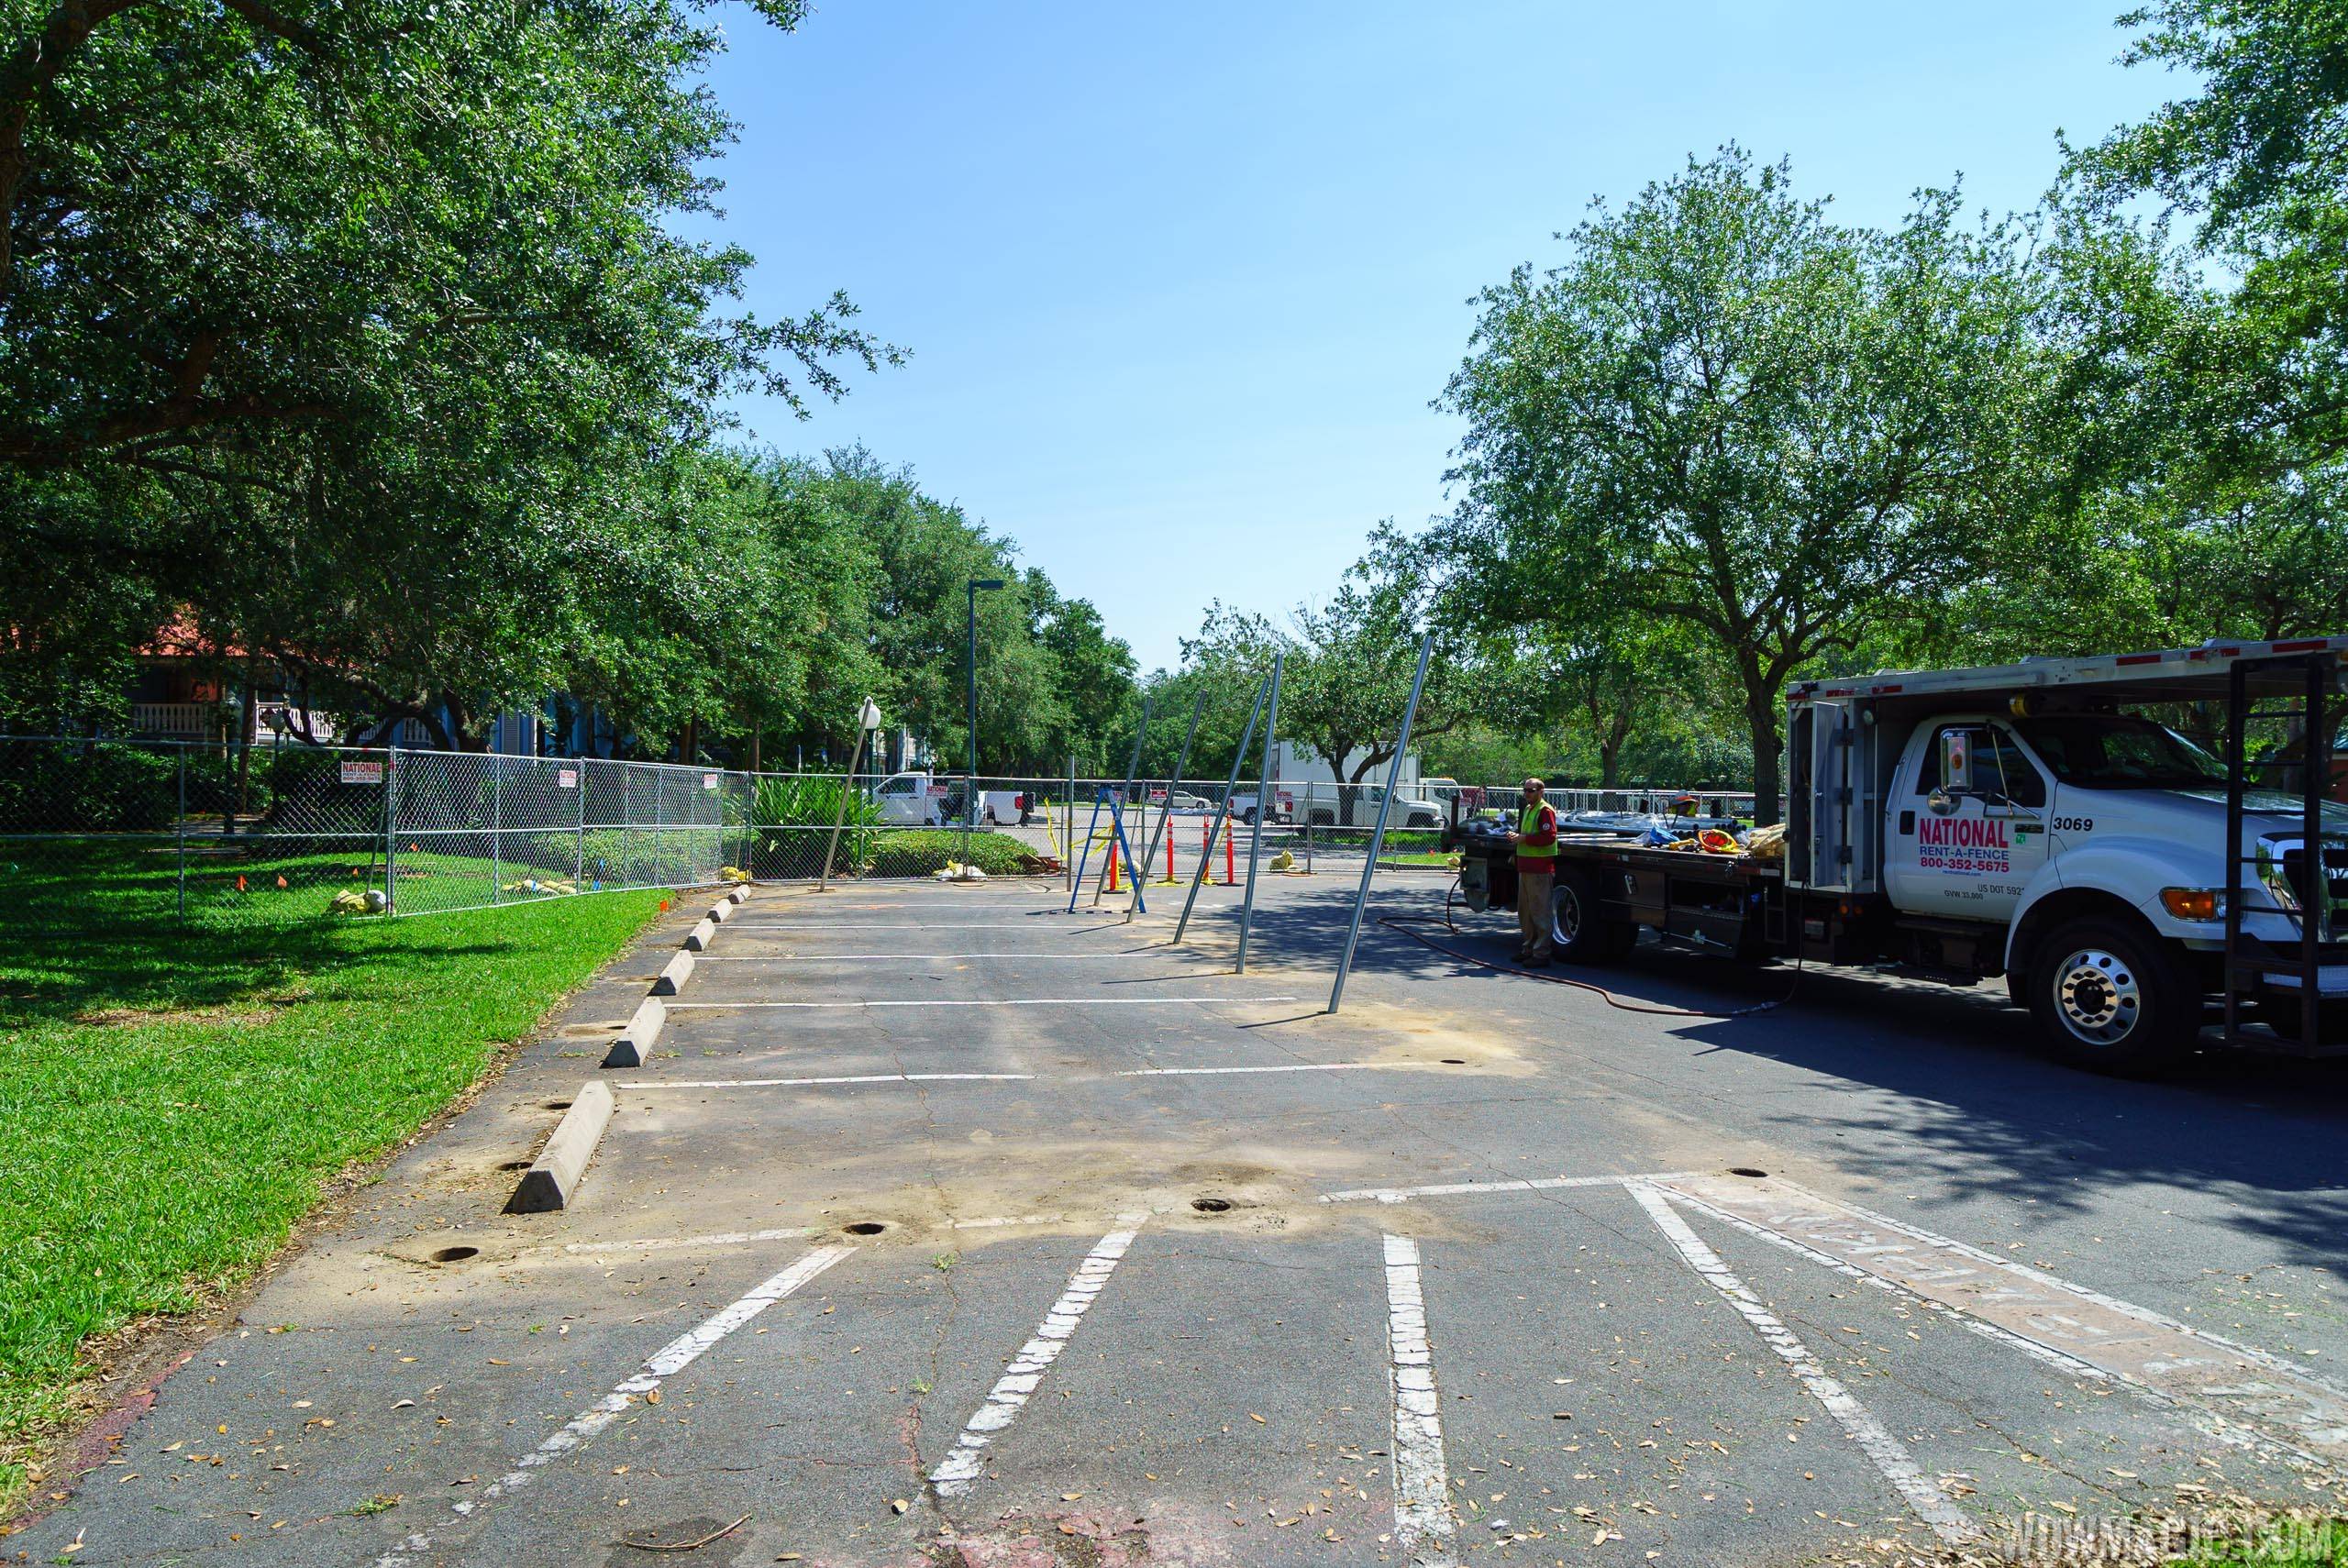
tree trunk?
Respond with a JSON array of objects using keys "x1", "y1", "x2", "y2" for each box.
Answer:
[
  {"x1": 1598, "y1": 741, "x2": 1622, "y2": 788},
  {"x1": 681, "y1": 717, "x2": 698, "y2": 764},
  {"x1": 1744, "y1": 691, "x2": 1782, "y2": 827}
]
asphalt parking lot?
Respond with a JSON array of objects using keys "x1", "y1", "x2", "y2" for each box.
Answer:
[{"x1": 16, "y1": 868, "x2": 2348, "y2": 1566}]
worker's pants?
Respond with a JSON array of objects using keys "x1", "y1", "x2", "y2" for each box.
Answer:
[{"x1": 1516, "y1": 867, "x2": 1554, "y2": 963}]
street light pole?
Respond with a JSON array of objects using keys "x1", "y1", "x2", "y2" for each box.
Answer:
[{"x1": 965, "y1": 577, "x2": 1005, "y2": 873}]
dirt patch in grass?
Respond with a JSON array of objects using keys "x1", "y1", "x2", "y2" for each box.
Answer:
[{"x1": 72, "y1": 1004, "x2": 280, "y2": 1030}]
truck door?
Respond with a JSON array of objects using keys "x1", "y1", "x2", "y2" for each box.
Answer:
[{"x1": 1887, "y1": 722, "x2": 2051, "y2": 922}]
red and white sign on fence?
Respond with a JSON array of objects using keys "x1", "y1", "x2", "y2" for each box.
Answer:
[{"x1": 339, "y1": 759, "x2": 383, "y2": 785}]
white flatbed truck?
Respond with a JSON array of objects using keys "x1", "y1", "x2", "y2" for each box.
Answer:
[{"x1": 1455, "y1": 637, "x2": 2347, "y2": 1073}]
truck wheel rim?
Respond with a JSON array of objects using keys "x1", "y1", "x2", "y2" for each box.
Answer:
[
  {"x1": 2054, "y1": 947, "x2": 2139, "y2": 1044},
  {"x1": 1550, "y1": 883, "x2": 1582, "y2": 946}
]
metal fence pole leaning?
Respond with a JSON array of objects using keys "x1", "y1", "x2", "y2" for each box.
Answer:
[
  {"x1": 1065, "y1": 752, "x2": 1076, "y2": 892},
  {"x1": 1235, "y1": 649, "x2": 1282, "y2": 973},
  {"x1": 1135, "y1": 688, "x2": 1205, "y2": 890},
  {"x1": 1174, "y1": 674, "x2": 1268, "y2": 945},
  {"x1": 1093, "y1": 691, "x2": 1151, "y2": 909},
  {"x1": 818, "y1": 736, "x2": 866, "y2": 891},
  {"x1": 1329, "y1": 632, "x2": 1434, "y2": 1015}
]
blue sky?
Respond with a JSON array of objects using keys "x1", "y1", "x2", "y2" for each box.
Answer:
[{"x1": 692, "y1": 2, "x2": 2181, "y2": 674}]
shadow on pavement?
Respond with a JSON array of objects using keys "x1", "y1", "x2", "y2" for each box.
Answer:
[{"x1": 1226, "y1": 875, "x2": 2348, "y2": 1269}]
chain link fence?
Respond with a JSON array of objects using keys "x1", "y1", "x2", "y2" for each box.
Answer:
[
  {"x1": 0, "y1": 735, "x2": 1764, "y2": 930},
  {"x1": 0, "y1": 739, "x2": 765, "y2": 931},
  {"x1": 0, "y1": 745, "x2": 1180, "y2": 930}
]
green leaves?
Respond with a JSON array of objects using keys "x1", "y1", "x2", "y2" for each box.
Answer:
[
  {"x1": 1440, "y1": 149, "x2": 2043, "y2": 816},
  {"x1": 0, "y1": 0, "x2": 891, "y2": 735}
]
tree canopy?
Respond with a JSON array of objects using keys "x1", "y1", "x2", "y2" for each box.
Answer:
[
  {"x1": 1436, "y1": 149, "x2": 2043, "y2": 819},
  {"x1": 0, "y1": 0, "x2": 1135, "y2": 768}
]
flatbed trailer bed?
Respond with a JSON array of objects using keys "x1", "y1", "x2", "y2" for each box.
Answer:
[{"x1": 1547, "y1": 834, "x2": 1793, "y2": 963}]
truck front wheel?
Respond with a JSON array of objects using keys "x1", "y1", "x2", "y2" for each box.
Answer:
[{"x1": 2027, "y1": 917, "x2": 2196, "y2": 1075}]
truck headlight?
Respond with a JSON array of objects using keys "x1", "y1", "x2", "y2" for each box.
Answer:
[{"x1": 2157, "y1": 888, "x2": 2225, "y2": 922}]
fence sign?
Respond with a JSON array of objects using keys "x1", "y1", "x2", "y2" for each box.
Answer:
[
  {"x1": 702, "y1": 771, "x2": 720, "y2": 791},
  {"x1": 558, "y1": 768, "x2": 578, "y2": 789},
  {"x1": 339, "y1": 759, "x2": 383, "y2": 785}
]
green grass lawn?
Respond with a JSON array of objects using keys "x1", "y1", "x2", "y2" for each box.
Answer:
[
  {"x1": 2168, "y1": 1515, "x2": 2348, "y2": 1565},
  {"x1": 0, "y1": 888, "x2": 666, "y2": 1509}
]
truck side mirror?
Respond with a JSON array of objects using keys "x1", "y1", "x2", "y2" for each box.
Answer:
[{"x1": 1939, "y1": 728, "x2": 1974, "y2": 795}]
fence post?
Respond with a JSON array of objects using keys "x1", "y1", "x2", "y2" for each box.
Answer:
[
  {"x1": 1235, "y1": 650, "x2": 1282, "y2": 973},
  {"x1": 175, "y1": 749, "x2": 187, "y2": 922},
  {"x1": 1065, "y1": 752, "x2": 1076, "y2": 893},
  {"x1": 1096, "y1": 693, "x2": 1152, "y2": 910},
  {"x1": 490, "y1": 752, "x2": 503, "y2": 905},
  {"x1": 575, "y1": 757, "x2": 587, "y2": 889},
  {"x1": 1135, "y1": 688, "x2": 1205, "y2": 892},
  {"x1": 1329, "y1": 633, "x2": 1434, "y2": 1014},
  {"x1": 384, "y1": 746, "x2": 400, "y2": 914},
  {"x1": 1175, "y1": 675, "x2": 1268, "y2": 945}
]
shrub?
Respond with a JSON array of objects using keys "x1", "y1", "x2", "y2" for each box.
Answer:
[
  {"x1": 0, "y1": 741, "x2": 183, "y2": 834},
  {"x1": 745, "y1": 776, "x2": 881, "y2": 878},
  {"x1": 867, "y1": 829, "x2": 1048, "y2": 878}
]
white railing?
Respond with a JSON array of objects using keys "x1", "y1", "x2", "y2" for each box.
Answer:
[
  {"x1": 256, "y1": 703, "x2": 339, "y2": 742},
  {"x1": 128, "y1": 701, "x2": 222, "y2": 737}
]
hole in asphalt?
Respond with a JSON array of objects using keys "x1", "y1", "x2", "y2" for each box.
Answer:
[
  {"x1": 1730, "y1": 1167, "x2": 1768, "y2": 1178},
  {"x1": 543, "y1": 1099, "x2": 572, "y2": 1111},
  {"x1": 1440, "y1": 1057, "x2": 1467, "y2": 1065},
  {"x1": 1191, "y1": 1197, "x2": 1233, "y2": 1214},
  {"x1": 496, "y1": 1159, "x2": 531, "y2": 1172},
  {"x1": 430, "y1": 1245, "x2": 480, "y2": 1264},
  {"x1": 844, "y1": 1221, "x2": 887, "y2": 1236}
]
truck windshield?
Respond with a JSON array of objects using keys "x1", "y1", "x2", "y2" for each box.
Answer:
[{"x1": 2014, "y1": 715, "x2": 2227, "y2": 790}]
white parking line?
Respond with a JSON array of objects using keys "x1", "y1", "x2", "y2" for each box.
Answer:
[
  {"x1": 723, "y1": 922, "x2": 1132, "y2": 930},
  {"x1": 1122, "y1": 1062, "x2": 1397, "y2": 1077},
  {"x1": 1382, "y1": 1234, "x2": 1456, "y2": 1564},
  {"x1": 928, "y1": 1216, "x2": 1147, "y2": 1496},
  {"x1": 1628, "y1": 1183, "x2": 1976, "y2": 1543},
  {"x1": 1658, "y1": 1174, "x2": 2348, "y2": 1466},
  {"x1": 560, "y1": 1226, "x2": 813, "y2": 1255},
  {"x1": 614, "y1": 1065, "x2": 1434, "y2": 1093},
  {"x1": 374, "y1": 1243, "x2": 851, "y2": 1565},
  {"x1": 621, "y1": 1072, "x2": 1036, "y2": 1089},
  {"x1": 1320, "y1": 1171, "x2": 1700, "y2": 1205},
  {"x1": 666, "y1": 996, "x2": 1297, "y2": 1010},
  {"x1": 695, "y1": 952, "x2": 1172, "y2": 960}
]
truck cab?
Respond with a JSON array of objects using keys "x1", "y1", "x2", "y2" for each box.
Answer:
[{"x1": 1790, "y1": 639, "x2": 2348, "y2": 1071}]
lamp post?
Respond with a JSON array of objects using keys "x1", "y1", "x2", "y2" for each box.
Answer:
[
  {"x1": 818, "y1": 696, "x2": 884, "y2": 890},
  {"x1": 965, "y1": 577, "x2": 1005, "y2": 870}
]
